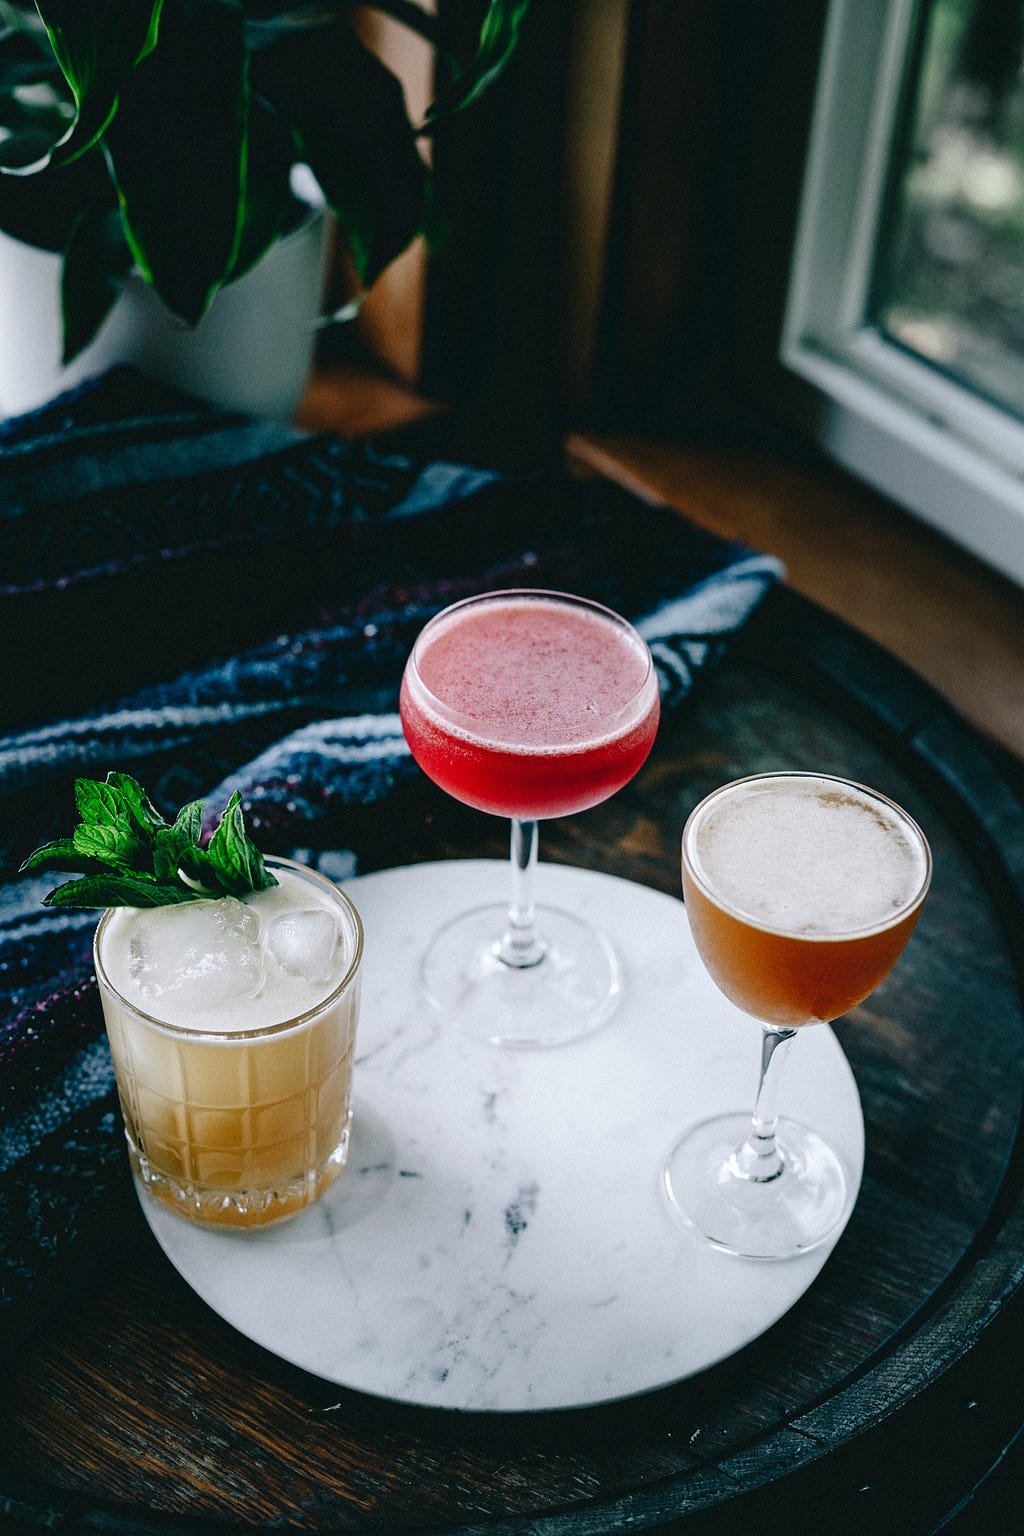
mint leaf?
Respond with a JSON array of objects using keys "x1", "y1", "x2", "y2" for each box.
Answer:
[
  {"x1": 176, "y1": 844, "x2": 230, "y2": 896},
  {"x1": 24, "y1": 774, "x2": 277, "y2": 908},
  {"x1": 177, "y1": 794, "x2": 277, "y2": 899},
  {"x1": 174, "y1": 798, "x2": 205, "y2": 843},
  {"x1": 105, "y1": 771, "x2": 168, "y2": 835},
  {"x1": 75, "y1": 777, "x2": 123, "y2": 827},
  {"x1": 73, "y1": 816, "x2": 147, "y2": 869},
  {"x1": 43, "y1": 873, "x2": 197, "y2": 909},
  {"x1": 70, "y1": 778, "x2": 149, "y2": 869},
  {"x1": 153, "y1": 799, "x2": 205, "y2": 881},
  {"x1": 20, "y1": 837, "x2": 101, "y2": 876},
  {"x1": 203, "y1": 792, "x2": 276, "y2": 897}
]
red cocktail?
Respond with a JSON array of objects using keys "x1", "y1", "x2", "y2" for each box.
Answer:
[
  {"x1": 400, "y1": 590, "x2": 660, "y2": 1046},
  {"x1": 400, "y1": 593, "x2": 659, "y2": 819}
]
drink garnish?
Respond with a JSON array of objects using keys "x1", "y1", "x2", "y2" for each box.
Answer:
[{"x1": 21, "y1": 772, "x2": 277, "y2": 908}]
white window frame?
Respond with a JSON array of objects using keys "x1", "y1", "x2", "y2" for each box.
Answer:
[{"x1": 782, "y1": 0, "x2": 1024, "y2": 588}]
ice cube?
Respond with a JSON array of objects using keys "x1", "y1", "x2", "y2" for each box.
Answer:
[
  {"x1": 128, "y1": 897, "x2": 264, "y2": 1004},
  {"x1": 266, "y1": 908, "x2": 339, "y2": 984}
]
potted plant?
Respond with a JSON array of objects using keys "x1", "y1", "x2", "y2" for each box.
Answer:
[{"x1": 0, "y1": 0, "x2": 529, "y2": 418}]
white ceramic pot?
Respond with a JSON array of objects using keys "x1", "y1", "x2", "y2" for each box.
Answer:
[{"x1": 0, "y1": 203, "x2": 331, "y2": 422}]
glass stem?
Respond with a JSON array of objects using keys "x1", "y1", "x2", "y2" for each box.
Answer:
[
  {"x1": 730, "y1": 1025, "x2": 798, "y2": 1183},
  {"x1": 496, "y1": 818, "x2": 548, "y2": 968}
]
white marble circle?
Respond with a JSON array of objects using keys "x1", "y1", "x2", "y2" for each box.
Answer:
[{"x1": 138, "y1": 860, "x2": 864, "y2": 1413}]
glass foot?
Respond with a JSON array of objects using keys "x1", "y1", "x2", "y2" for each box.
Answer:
[
  {"x1": 662, "y1": 1112, "x2": 850, "y2": 1260},
  {"x1": 420, "y1": 901, "x2": 621, "y2": 1047}
]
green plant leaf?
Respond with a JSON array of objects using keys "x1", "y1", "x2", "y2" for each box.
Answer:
[
  {"x1": 1, "y1": 0, "x2": 530, "y2": 354},
  {"x1": 152, "y1": 799, "x2": 205, "y2": 881},
  {"x1": 251, "y1": 16, "x2": 428, "y2": 289},
  {"x1": 23, "y1": 773, "x2": 276, "y2": 907},
  {"x1": 43, "y1": 872, "x2": 196, "y2": 909},
  {"x1": 103, "y1": 0, "x2": 248, "y2": 325},
  {"x1": 226, "y1": 91, "x2": 303, "y2": 283},
  {"x1": 69, "y1": 776, "x2": 152, "y2": 869},
  {"x1": 0, "y1": 93, "x2": 66, "y2": 169},
  {"x1": 0, "y1": 23, "x2": 71, "y2": 170},
  {"x1": 72, "y1": 818, "x2": 143, "y2": 868},
  {"x1": 74, "y1": 777, "x2": 123, "y2": 827},
  {"x1": 0, "y1": 136, "x2": 114, "y2": 250},
  {"x1": 0, "y1": 19, "x2": 61, "y2": 86},
  {"x1": 61, "y1": 201, "x2": 132, "y2": 360},
  {"x1": 191, "y1": 791, "x2": 276, "y2": 898},
  {"x1": 104, "y1": 771, "x2": 168, "y2": 833},
  {"x1": 20, "y1": 0, "x2": 165, "y2": 171},
  {"x1": 19, "y1": 836, "x2": 101, "y2": 876},
  {"x1": 424, "y1": 0, "x2": 531, "y2": 124},
  {"x1": 176, "y1": 844, "x2": 227, "y2": 896}
]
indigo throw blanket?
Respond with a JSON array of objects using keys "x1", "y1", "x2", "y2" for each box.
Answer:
[{"x1": 0, "y1": 367, "x2": 783, "y2": 1337}]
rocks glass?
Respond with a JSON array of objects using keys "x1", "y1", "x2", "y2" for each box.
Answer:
[{"x1": 94, "y1": 856, "x2": 363, "y2": 1228}]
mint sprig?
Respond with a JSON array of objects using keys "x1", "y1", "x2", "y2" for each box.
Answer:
[{"x1": 22, "y1": 774, "x2": 278, "y2": 908}]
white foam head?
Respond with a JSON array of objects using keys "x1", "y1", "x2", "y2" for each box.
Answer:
[{"x1": 685, "y1": 774, "x2": 931, "y2": 937}]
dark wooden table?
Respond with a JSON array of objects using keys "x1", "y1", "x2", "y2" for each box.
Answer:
[{"x1": 3, "y1": 586, "x2": 1023, "y2": 1535}]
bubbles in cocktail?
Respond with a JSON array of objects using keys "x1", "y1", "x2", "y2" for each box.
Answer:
[{"x1": 128, "y1": 897, "x2": 265, "y2": 1003}]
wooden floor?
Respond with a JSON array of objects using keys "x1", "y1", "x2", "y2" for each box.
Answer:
[{"x1": 299, "y1": 365, "x2": 1024, "y2": 764}]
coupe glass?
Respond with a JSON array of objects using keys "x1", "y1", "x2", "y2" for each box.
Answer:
[
  {"x1": 664, "y1": 771, "x2": 931, "y2": 1259},
  {"x1": 399, "y1": 589, "x2": 660, "y2": 1046}
]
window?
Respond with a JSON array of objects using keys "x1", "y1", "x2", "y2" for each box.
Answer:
[{"x1": 782, "y1": 0, "x2": 1024, "y2": 586}]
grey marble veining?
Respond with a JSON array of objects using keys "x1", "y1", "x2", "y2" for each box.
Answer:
[{"x1": 140, "y1": 861, "x2": 864, "y2": 1412}]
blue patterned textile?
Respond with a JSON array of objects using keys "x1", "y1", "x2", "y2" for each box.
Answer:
[{"x1": 0, "y1": 368, "x2": 783, "y2": 1333}]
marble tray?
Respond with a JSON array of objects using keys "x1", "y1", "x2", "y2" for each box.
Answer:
[{"x1": 139, "y1": 859, "x2": 864, "y2": 1413}]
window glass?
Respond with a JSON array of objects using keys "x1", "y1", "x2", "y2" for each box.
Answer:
[{"x1": 870, "y1": 0, "x2": 1024, "y2": 418}]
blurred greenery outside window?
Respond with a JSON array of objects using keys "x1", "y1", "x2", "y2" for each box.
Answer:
[
  {"x1": 782, "y1": 0, "x2": 1024, "y2": 587},
  {"x1": 873, "y1": 0, "x2": 1024, "y2": 416}
]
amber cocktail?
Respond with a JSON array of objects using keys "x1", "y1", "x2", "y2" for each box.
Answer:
[
  {"x1": 664, "y1": 771, "x2": 931, "y2": 1259},
  {"x1": 95, "y1": 857, "x2": 363, "y2": 1228}
]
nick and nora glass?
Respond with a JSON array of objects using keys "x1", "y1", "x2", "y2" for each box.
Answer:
[
  {"x1": 664, "y1": 772, "x2": 931, "y2": 1260},
  {"x1": 400, "y1": 589, "x2": 661, "y2": 1046},
  {"x1": 95, "y1": 857, "x2": 363, "y2": 1228}
]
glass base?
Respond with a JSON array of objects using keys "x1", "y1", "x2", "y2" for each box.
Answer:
[
  {"x1": 126, "y1": 1121, "x2": 351, "y2": 1229},
  {"x1": 420, "y1": 901, "x2": 621, "y2": 1047},
  {"x1": 662, "y1": 1112, "x2": 850, "y2": 1260}
]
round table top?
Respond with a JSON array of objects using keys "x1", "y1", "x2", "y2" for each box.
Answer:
[{"x1": 3, "y1": 585, "x2": 1023, "y2": 1533}]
